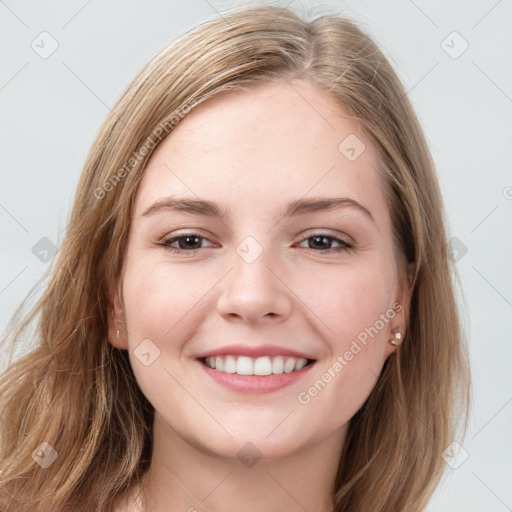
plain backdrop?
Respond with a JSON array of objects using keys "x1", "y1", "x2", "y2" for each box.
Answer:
[{"x1": 0, "y1": 1, "x2": 511, "y2": 510}]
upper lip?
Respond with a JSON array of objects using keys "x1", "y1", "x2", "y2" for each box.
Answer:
[{"x1": 196, "y1": 344, "x2": 315, "y2": 360}]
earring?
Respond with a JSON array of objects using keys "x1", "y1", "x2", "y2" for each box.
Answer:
[
  {"x1": 390, "y1": 332, "x2": 401, "y2": 346},
  {"x1": 116, "y1": 329, "x2": 120, "y2": 339}
]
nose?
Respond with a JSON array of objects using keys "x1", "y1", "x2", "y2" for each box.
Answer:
[{"x1": 216, "y1": 245, "x2": 293, "y2": 323}]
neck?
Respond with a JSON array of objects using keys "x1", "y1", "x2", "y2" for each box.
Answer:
[{"x1": 136, "y1": 413, "x2": 345, "y2": 512}]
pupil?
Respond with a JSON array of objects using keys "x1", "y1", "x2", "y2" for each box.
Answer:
[
  {"x1": 181, "y1": 236, "x2": 200, "y2": 249},
  {"x1": 311, "y1": 236, "x2": 329, "y2": 249}
]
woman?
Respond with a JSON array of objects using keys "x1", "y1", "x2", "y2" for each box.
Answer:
[{"x1": 0, "y1": 4, "x2": 469, "y2": 511}]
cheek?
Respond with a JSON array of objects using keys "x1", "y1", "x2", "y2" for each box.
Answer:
[
  {"x1": 307, "y1": 263, "x2": 396, "y2": 344},
  {"x1": 122, "y1": 256, "x2": 204, "y2": 340},
  {"x1": 295, "y1": 268, "x2": 396, "y2": 431},
  {"x1": 120, "y1": 258, "x2": 205, "y2": 406},
  {"x1": 298, "y1": 259, "x2": 397, "y2": 415}
]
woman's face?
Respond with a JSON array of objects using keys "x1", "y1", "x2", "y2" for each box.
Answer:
[{"x1": 111, "y1": 79, "x2": 407, "y2": 459}]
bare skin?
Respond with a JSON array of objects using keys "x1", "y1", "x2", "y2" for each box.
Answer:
[{"x1": 109, "y1": 78, "x2": 408, "y2": 512}]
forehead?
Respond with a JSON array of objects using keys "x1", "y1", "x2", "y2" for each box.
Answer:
[{"x1": 134, "y1": 79, "x2": 387, "y2": 221}]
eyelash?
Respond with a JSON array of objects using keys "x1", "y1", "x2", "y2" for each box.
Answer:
[{"x1": 158, "y1": 232, "x2": 353, "y2": 255}]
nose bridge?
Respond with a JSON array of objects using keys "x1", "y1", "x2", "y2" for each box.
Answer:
[{"x1": 216, "y1": 234, "x2": 292, "y2": 321}]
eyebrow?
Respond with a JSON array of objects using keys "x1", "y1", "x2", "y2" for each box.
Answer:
[{"x1": 142, "y1": 196, "x2": 375, "y2": 224}]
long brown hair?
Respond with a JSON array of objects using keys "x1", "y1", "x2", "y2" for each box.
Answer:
[{"x1": 0, "y1": 4, "x2": 469, "y2": 510}]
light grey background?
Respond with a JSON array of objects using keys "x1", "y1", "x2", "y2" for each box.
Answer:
[{"x1": 1, "y1": 1, "x2": 511, "y2": 510}]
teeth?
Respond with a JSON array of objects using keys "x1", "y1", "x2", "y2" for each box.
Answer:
[
  {"x1": 284, "y1": 357, "x2": 296, "y2": 373},
  {"x1": 237, "y1": 356, "x2": 253, "y2": 375},
  {"x1": 253, "y1": 356, "x2": 272, "y2": 376},
  {"x1": 295, "y1": 358, "x2": 307, "y2": 370},
  {"x1": 272, "y1": 356, "x2": 284, "y2": 374},
  {"x1": 204, "y1": 355, "x2": 311, "y2": 375},
  {"x1": 224, "y1": 355, "x2": 237, "y2": 374}
]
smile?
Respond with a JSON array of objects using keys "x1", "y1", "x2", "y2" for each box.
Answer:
[{"x1": 201, "y1": 355, "x2": 314, "y2": 376}]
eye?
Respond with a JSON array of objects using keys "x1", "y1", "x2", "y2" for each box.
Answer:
[
  {"x1": 158, "y1": 232, "x2": 353, "y2": 255},
  {"x1": 297, "y1": 233, "x2": 353, "y2": 253},
  {"x1": 159, "y1": 233, "x2": 214, "y2": 254}
]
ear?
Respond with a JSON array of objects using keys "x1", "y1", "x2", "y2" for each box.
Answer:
[
  {"x1": 107, "y1": 288, "x2": 129, "y2": 350},
  {"x1": 385, "y1": 262, "x2": 414, "y2": 356}
]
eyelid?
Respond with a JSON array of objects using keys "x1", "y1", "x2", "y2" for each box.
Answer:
[
  {"x1": 159, "y1": 231, "x2": 216, "y2": 248},
  {"x1": 299, "y1": 228, "x2": 354, "y2": 245}
]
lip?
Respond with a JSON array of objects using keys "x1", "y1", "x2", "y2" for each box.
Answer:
[
  {"x1": 195, "y1": 344, "x2": 314, "y2": 360},
  {"x1": 195, "y1": 357, "x2": 316, "y2": 394}
]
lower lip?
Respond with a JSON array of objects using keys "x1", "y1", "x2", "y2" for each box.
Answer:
[{"x1": 196, "y1": 359, "x2": 316, "y2": 394}]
